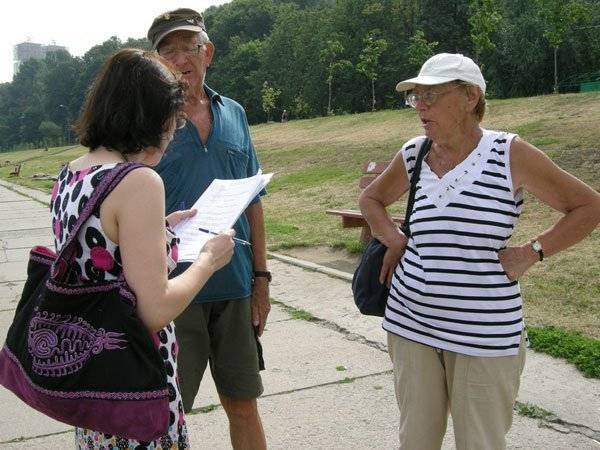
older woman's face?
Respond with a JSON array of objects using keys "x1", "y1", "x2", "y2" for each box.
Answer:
[{"x1": 409, "y1": 82, "x2": 471, "y2": 139}]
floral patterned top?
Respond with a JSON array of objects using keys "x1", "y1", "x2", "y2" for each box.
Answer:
[{"x1": 50, "y1": 163, "x2": 188, "y2": 450}]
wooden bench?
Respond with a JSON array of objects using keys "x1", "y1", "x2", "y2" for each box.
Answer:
[
  {"x1": 8, "y1": 163, "x2": 22, "y2": 177},
  {"x1": 326, "y1": 160, "x2": 404, "y2": 244}
]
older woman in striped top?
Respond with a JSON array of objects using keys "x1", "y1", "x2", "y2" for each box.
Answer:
[{"x1": 359, "y1": 53, "x2": 600, "y2": 450}]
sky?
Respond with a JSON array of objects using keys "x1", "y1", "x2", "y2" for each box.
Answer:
[{"x1": 0, "y1": 0, "x2": 231, "y2": 83}]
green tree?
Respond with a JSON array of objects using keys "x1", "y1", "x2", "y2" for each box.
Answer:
[
  {"x1": 42, "y1": 50, "x2": 81, "y2": 138},
  {"x1": 407, "y1": 30, "x2": 439, "y2": 70},
  {"x1": 416, "y1": 0, "x2": 472, "y2": 53},
  {"x1": 469, "y1": 0, "x2": 502, "y2": 57},
  {"x1": 72, "y1": 37, "x2": 122, "y2": 116},
  {"x1": 0, "y1": 83, "x2": 13, "y2": 150},
  {"x1": 122, "y1": 37, "x2": 151, "y2": 50},
  {"x1": 261, "y1": 81, "x2": 281, "y2": 122},
  {"x1": 356, "y1": 31, "x2": 388, "y2": 111},
  {"x1": 2, "y1": 0, "x2": 600, "y2": 147},
  {"x1": 260, "y1": 4, "x2": 331, "y2": 118},
  {"x1": 205, "y1": 0, "x2": 277, "y2": 56},
  {"x1": 535, "y1": 0, "x2": 588, "y2": 92},
  {"x1": 11, "y1": 59, "x2": 46, "y2": 146},
  {"x1": 492, "y1": 1, "x2": 551, "y2": 97},
  {"x1": 319, "y1": 39, "x2": 352, "y2": 115},
  {"x1": 211, "y1": 37, "x2": 264, "y2": 122},
  {"x1": 38, "y1": 120, "x2": 62, "y2": 146}
]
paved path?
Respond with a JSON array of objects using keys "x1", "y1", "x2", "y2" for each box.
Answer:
[{"x1": 0, "y1": 179, "x2": 598, "y2": 449}]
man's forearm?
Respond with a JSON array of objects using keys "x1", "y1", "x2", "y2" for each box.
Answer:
[{"x1": 246, "y1": 201, "x2": 267, "y2": 271}]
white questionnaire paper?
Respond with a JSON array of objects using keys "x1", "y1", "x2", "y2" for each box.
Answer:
[{"x1": 173, "y1": 171, "x2": 273, "y2": 262}]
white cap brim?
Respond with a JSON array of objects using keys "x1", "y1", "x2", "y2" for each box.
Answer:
[
  {"x1": 395, "y1": 75, "x2": 458, "y2": 92},
  {"x1": 153, "y1": 25, "x2": 204, "y2": 49}
]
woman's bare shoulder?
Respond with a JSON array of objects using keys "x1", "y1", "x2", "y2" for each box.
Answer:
[
  {"x1": 106, "y1": 166, "x2": 165, "y2": 210},
  {"x1": 118, "y1": 166, "x2": 163, "y2": 190}
]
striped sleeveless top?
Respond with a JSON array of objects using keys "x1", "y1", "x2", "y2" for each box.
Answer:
[{"x1": 383, "y1": 129, "x2": 524, "y2": 357}]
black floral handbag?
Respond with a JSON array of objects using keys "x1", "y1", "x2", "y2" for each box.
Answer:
[
  {"x1": 352, "y1": 138, "x2": 432, "y2": 316},
  {"x1": 0, "y1": 163, "x2": 170, "y2": 442}
]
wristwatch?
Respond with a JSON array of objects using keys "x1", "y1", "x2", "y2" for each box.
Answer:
[
  {"x1": 254, "y1": 271, "x2": 272, "y2": 282},
  {"x1": 530, "y1": 239, "x2": 544, "y2": 261}
]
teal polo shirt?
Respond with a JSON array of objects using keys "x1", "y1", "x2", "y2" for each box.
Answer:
[{"x1": 155, "y1": 85, "x2": 264, "y2": 303}]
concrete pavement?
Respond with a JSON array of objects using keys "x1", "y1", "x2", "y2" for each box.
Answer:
[{"x1": 0, "y1": 179, "x2": 598, "y2": 449}]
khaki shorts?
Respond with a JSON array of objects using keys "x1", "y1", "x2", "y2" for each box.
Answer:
[
  {"x1": 387, "y1": 332, "x2": 526, "y2": 450},
  {"x1": 174, "y1": 297, "x2": 264, "y2": 412}
]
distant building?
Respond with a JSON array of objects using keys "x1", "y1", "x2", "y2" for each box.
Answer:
[{"x1": 13, "y1": 41, "x2": 69, "y2": 76}]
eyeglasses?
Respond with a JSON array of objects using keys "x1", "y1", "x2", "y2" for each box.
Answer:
[
  {"x1": 405, "y1": 85, "x2": 461, "y2": 108},
  {"x1": 158, "y1": 44, "x2": 204, "y2": 60}
]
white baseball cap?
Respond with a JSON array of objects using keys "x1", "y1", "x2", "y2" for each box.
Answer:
[{"x1": 396, "y1": 53, "x2": 486, "y2": 94}]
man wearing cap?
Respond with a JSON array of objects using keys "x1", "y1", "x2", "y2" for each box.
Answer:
[{"x1": 147, "y1": 9, "x2": 269, "y2": 449}]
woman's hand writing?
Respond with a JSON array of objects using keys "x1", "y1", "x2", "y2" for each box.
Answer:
[{"x1": 197, "y1": 229, "x2": 235, "y2": 272}]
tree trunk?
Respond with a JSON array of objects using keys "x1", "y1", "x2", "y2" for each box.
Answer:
[
  {"x1": 328, "y1": 80, "x2": 332, "y2": 115},
  {"x1": 553, "y1": 46, "x2": 558, "y2": 94},
  {"x1": 371, "y1": 79, "x2": 376, "y2": 111}
]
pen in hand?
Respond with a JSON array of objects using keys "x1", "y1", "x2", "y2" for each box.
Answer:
[{"x1": 198, "y1": 227, "x2": 251, "y2": 246}]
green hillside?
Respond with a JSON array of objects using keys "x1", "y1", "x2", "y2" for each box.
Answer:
[
  {"x1": 253, "y1": 93, "x2": 600, "y2": 339},
  {"x1": 1, "y1": 92, "x2": 599, "y2": 338},
  {"x1": 255, "y1": 92, "x2": 599, "y2": 245}
]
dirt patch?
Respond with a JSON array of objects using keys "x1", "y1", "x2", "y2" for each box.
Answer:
[{"x1": 276, "y1": 246, "x2": 360, "y2": 274}]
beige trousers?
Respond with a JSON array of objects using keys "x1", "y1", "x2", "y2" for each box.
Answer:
[{"x1": 387, "y1": 333, "x2": 526, "y2": 450}]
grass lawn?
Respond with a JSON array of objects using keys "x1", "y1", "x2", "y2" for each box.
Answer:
[
  {"x1": 1, "y1": 92, "x2": 599, "y2": 342},
  {"x1": 0, "y1": 145, "x2": 85, "y2": 191},
  {"x1": 252, "y1": 92, "x2": 600, "y2": 340}
]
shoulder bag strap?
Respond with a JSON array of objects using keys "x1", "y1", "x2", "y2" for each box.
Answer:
[
  {"x1": 399, "y1": 138, "x2": 432, "y2": 238},
  {"x1": 51, "y1": 162, "x2": 145, "y2": 281}
]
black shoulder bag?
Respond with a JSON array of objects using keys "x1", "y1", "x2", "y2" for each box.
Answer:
[{"x1": 352, "y1": 138, "x2": 432, "y2": 316}]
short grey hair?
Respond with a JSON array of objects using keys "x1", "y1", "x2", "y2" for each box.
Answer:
[
  {"x1": 198, "y1": 31, "x2": 210, "y2": 45},
  {"x1": 456, "y1": 80, "x2": 486, "y2": 122}
]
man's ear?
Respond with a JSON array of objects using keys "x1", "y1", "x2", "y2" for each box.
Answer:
[{"x1": 204, "y1": 42, "x2": 215, "y2": 67}]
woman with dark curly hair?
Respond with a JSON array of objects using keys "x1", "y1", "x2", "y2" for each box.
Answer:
[{"x1": 51, "y1": 48, "x2": 235, "y2": 449}]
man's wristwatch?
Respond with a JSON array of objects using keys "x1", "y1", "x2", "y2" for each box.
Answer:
[
  {"x1": 530, "y1": 239, "x2": 544, "y2": 261},
  {"x1": 254, "y1": 271, "x2": 272, "y2": 282}
]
